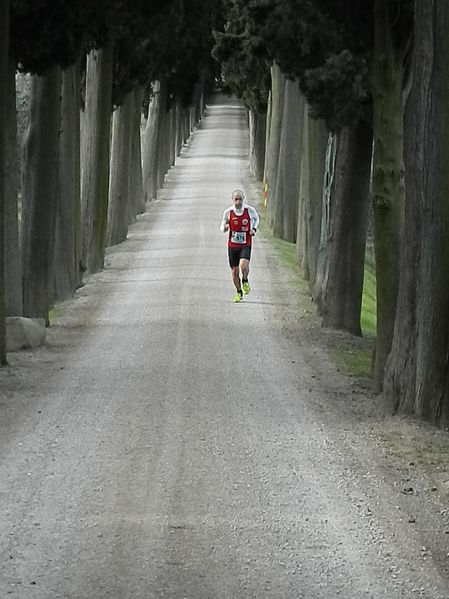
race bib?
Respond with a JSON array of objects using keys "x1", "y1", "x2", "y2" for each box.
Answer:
[{"x1": 231, "y1": 231, "x2": 247, "y2": 244}]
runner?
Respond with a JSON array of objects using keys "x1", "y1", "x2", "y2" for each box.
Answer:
[{"x1": 220, "y1": 189, "x2": 259, "y2": 302}]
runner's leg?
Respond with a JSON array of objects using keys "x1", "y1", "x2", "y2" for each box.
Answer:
[
  {"x1": 240, "y1": 256, "x2": 251, "y2": 294},
  {"x1": 231, "y1": 266, "x2": 241, "y2": 291}
]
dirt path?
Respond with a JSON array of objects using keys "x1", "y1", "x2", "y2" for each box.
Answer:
[{"x1": 1, "y1": 93, "x2": 449, "y2": 598}]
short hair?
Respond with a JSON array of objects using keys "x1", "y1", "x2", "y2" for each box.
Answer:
[{"x1": 232, "y1": 188, "x2": 246, "y2": 200}]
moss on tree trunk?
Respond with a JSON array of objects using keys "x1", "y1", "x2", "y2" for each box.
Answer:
[
  {"x1": 371, "y1": 0, "x2": 405, "y2": 390},
  {"x1": 385, "y1": 0, "x2": 449, "y2": 426}
]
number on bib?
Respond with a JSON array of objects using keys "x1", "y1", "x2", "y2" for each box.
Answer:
[{"x1": 231, "y1": 231, "x2": 246, "y2": 244}]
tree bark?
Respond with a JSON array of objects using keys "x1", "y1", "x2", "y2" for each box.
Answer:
[
  {"x1": 321, "y1": 119, "x2": 372, "y2": 336},
  {"x1": 54, "y1": 63, "x2": 81, "y2": 302},
  {"x1": 174, "y1": 98, "x2": 184, "y2": 158},
  {"x1": 156, "y1": 81, "x2": 169, "y2": 191},
  {"x1": 384, "y1": 0, "x2": 449, "y2": 426},
  {"x1": 81, "y1": 46, "x2": 113, "y2": 274},
  {"x1": 142, "y1": 81, "x2": 162, "y2": 202},
  {"x1": 273, "y1": 79, "x2": 304, "y2": 242},
  {"x1": 168, "y1": 105, "x2": 176, "y2": 169},
  {"x1": 107, "y1": 90, "x2": 134, "y2": 247},
  {"x1": 297, "y1": 112, "x2": 328, "y2": 284},
  {"x1": 130, "y1": 86, "x2": 145, "y2": 219},
  {"x1": 249, "y1": 110, "x2": 266, "y2": 182},
  {"x1": 0, "y1": 0, "x2": 9, "y2": 363},
  {"x1": 22, "y1": 68, "x2": 61, "y2": 322},
  {"x1": 5, "y1": 56, "x2": 22, "y2": 316},
  {"x1": 263, "y1": 91, "x2": 272, "y2": 187},
  {"x1": 313, "y1": 132, "x2": 336, "y2": 312},
  {"x1": 266, "y1": 64, "x2": 286, "y2": 229},
  {"x1": 371, "y1": 0, "x2": 406, "y2": 390}
]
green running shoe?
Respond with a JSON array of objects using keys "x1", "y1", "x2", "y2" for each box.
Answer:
[
  {"x1": 242, "y1": 281, "x2": 250, "y2": 295},
  {"x1": 233, "y1": 291, "x2": 243, "y2": 303}
]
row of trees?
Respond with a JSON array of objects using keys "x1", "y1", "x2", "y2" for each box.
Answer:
[
  {"x1": 1, "y1": 0, "x2": 447, "y2": 428},
  {"x1": 0, "y1": 0, "x2": 222, "y2": 362},
  {"x1": 213, "y1": 0, "x2": 449, "y2": 427}
]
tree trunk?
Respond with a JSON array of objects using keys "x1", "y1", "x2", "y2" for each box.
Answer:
[
  {"x1": 156, "y1": 81, "x2": 169, "y2": 191},
  {"x1": 385, "y1": 0, "x2": 449, "y2": 426},
  {"x1": 142, "y1": 81, "x2": 162, "y2": 202},
  {"x1": 107, "y1": 90, "x2": 134, "y2": 247},
  {"x1": 249, "y1": 110, "x2": 266, "y2": 182},
  {"x1": 130, "y1": 86, "x2": 145, "y2": 218},
  {"x1": 168, "y1": 105, "x2": 176, "y2": 169},
  {"x1": 5, "y1": 56, "x2": 22, "y2": 316},
  {"x1": 274, "y1": 79, "x2": 304, "y2": 242},
  {"x1": 313, "y1": 133, "x2": 336, "y2": 311},
  {"x1": 263, "y1": 91, "x2": 272, "y2": 185},
  {"x1": 371, "y1": 0, "x2": 406, "y2": 390},
  {"x1": 296, "y1": 110, "x2": 309, "y2": 277},
  {"x1": 0, "y1": 0, "x2": 9, "y2": 363},
  {"x1": 321, "y1": 119, "x2": 372, "y2": 336},
  {"x1": 183, "y1": 105, "x2": 190, "y2": 144},
  {"x1": 81, "y1": 45, "x2": 113, "y2": 274},
  {"x1": 297, "y1": 112, "x2": 328, "y2": 284},
  {"x1": 54, "y1": 63, "x2": 81, "y2": 302},
  {"x1": 22, "y1": 68, "x2": 61, "y2": 322},
  {"x1": 174, "y1": 98, "x2": 184, "y2": 158},
  {"x1": 266, "y1": 64, "x2": 286, "y2": 229}
]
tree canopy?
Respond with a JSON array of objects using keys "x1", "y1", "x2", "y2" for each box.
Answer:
[
  {"x1": 212, "y1": 0, "x2": 270, "y2": 113},
  {"x1": 214, "y1": 0, "x2": 412, "y2": 131}
]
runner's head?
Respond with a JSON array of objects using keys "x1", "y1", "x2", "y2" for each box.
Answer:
[{"x1": 232, "y1": 189, "x2": 245, "y2": 210}]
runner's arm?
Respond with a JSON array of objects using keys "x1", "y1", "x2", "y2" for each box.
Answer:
[
  {"x1": 248, "y1": 206, "x2": 259, "y2": 232},
  {"x1": 220, "y1": 208, "x2": 231, "y2": 232}
]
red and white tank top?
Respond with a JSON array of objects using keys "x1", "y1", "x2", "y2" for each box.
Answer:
[{"x1": 228, "y1": 208, "x2": 252, "y2": 248}]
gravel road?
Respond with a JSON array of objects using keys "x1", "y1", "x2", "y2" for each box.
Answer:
[{"x1": 1, "y1": 92, "x2": 449, "y2": 598}]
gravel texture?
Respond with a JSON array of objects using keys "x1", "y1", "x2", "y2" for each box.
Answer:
[{"x1": 1, "y1": 93, "x2": 449, "y2": 598}]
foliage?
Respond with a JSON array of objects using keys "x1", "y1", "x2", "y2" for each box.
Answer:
[
  {"x1": 10, "y1": 0, "x2": 123, "y2": 74},
  {"x1": 244, "y1": 0, "x2": 374, "y2": 131},
  {"x1": 112, "y1": 0, "x2": 182, "y2": 106},
  {"x1": 11, "y1": 0, "x2": 223, "y2": 111},
  {"x1": 215, "y1": 0, "x2": 413, "y2": 132},
  {"x1": 212, "y1": 0, "x2": 270, "y2": 113},
  {"x1": 303, "y1": 50, "x2": 370, "y2": 132},
  {"x1": 113, "y1": 0, "x2": 222, "y2": 109}
]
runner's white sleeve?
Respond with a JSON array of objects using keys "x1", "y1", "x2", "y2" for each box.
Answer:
[
  {"x1": 248, "y1": 206, "x2": 260, "y2": 230},
  {"x1": 220, "y1": 208, "x2": 231, "y2": 232}
]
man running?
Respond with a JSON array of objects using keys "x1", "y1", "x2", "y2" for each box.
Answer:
[{"x1": 220, "y1": 188, "x2": 260, "y2": 302}]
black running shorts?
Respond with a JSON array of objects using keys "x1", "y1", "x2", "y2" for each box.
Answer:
[{"x1": 228, "y1": 245, "x2": 251, "y2": 267}]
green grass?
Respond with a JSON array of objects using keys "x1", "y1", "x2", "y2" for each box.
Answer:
[
  {"x1": 383, "y1": 431, "x2": 449, "y2": 467},
  {"x1": 330, "y1": 343, "x2": 374, "y2": 378},
  {"x1": 361, "y1": 247, "x2": 377, "y2": 338},
  {"x1": 48, "y1": 305, "x2": 64, "y2": 323},
  {"x1": 258, "y1": 208, "x2": 309, "y2": 294},
  {"x1": 259, "y1": 204, "x2": 378, "y2": 379},
  {"x1": 332, "y1": 251, "x2": 377, "y2": 378}
]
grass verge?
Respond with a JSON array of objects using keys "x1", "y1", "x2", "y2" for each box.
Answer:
[{"x1": 260, "y1": 206, "x2": 377, "y2": 379}]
